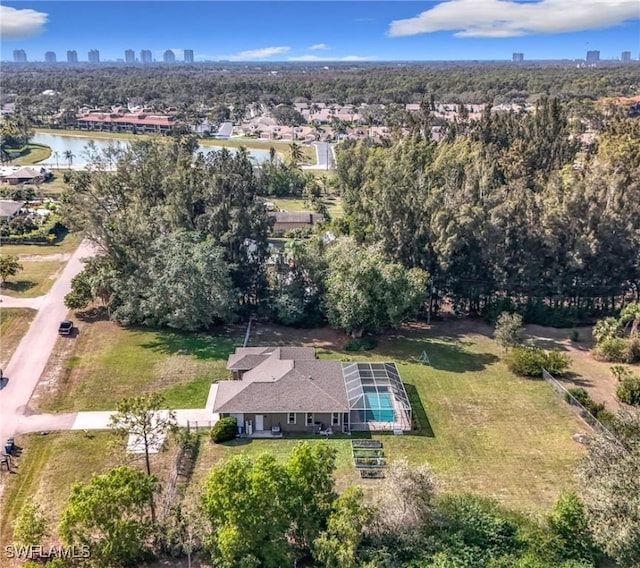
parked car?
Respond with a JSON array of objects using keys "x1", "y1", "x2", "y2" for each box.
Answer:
[{"x1": 58, "y1": 320, "x2": 73, "y2": 335}]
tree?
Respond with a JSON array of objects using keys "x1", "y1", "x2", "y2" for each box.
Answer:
[
  {"x1": 324, "y1": 238, "x2": 428, "y2": 337},
  {"x1": 59, "y1": 466, "x2": 157, "y2": 568},
  {"x1": 109, "y1": 393, "x2": 176, "y2": 477},
  {"x1": 593, "y1": 316, "x2": 623, "y2": 344},
  {"x1": 286, "y1": 442, "x2": 338, "y2": 553},
  {"x1": 494, "y1": 312, "x2": 524, "y2": 350},
  {"x1": 201, "y1": 453, "x2": 293, "y2": 568},
  {"x1": 63, "y1": 149, "x2": 75, "y2": 168},
  {"x1": 162, "y1": 488, "x2": 209, "y2": 568},
  {"x1": 0, "y1": 255, "x2": 23, "y2": 284},
  {"x1": 577, "y1": 410, "x2": 640, "y2": 567},
  {"x1": 53, "y1": 150, "x2": 60, "y2": 170},
  {"x1": 620, "y1": 303, "x2": 640, "y2": 337},
  {"x1": 13, "y1": 502, "x2": 48, "y2": 548},
  {"x1": 313, "y1": 487, "x2": 372, "y2": 568},
  {"x1": 289, "y1": 142, "x2": 304, "y2": 167},
  {"x1": 372, "y1": 458, "x2": 438, "y2": 535},
  {"x1": 546, "y1": 492, "x2": 597, "y2": 564}
]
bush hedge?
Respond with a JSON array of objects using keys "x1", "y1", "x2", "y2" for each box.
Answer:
[
  {"x1": 616, "y1": 376, "x2": 640, "y2": 406},
  {"x1": 210, "y1": 417, "x2": 237, "y2": 443},
  {"x1": 506, "y1": 345, "x2": 570, "y2": 378},
  {"x1": 593, "y1": 337, "x2": 640, "y2": 363},
  {"x1": 566, "y1": 387, "x2": 614, "y2": 425},
  {"x1": 344, "y1": 337, "x2": 378, "y2": 352}
]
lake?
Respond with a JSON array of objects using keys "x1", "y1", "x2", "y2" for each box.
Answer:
[{"x1": 32, "y1": 132, "x2": 271, "y2": 165}]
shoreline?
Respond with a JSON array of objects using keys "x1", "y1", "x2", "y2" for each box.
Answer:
[{"x1": 32, "y1": 128, "x2": 317, "y2": 163}]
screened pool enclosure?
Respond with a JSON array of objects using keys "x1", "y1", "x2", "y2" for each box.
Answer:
[{"x1": 342, "y1": 362, "x2": 412, "y2": 431}]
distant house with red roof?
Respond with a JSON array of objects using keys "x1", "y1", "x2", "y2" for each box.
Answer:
[{"x1": 75, "y1": 111, "x2": 178, "y2": 133}]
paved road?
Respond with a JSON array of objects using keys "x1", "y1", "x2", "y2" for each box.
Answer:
[
  {"x1": 302, "y1": 142, "x2": 334, "y2": 170},
  {"x1": 0, "y1": 241, "x2": 95, "y2": 443}
]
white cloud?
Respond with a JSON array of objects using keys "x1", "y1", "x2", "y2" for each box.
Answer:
[
  {"x1": 309, "y1": 43, "x2": 329, "y2": 50},
  {"x1": 225, "y1": 46, "x2": 291, "y2": 60},
  {"x1": 289, "y1": 54, "x2": 377, "y2": 61},
  {"x1": 1, "y1": 5, "x2": 48, "y2": 40},
  {"x1": 388, "y1": 0, "x2": 640, "y2": 38}
]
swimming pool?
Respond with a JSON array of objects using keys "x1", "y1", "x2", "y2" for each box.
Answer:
[{"x1": 358, "y1": 388, "x2": 395, "y2": 422}]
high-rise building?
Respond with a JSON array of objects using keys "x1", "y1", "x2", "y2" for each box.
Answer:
[
  {"x1": 140, "y1": 49, "x2": 153, "y2": 63},
  {"x1": 45, "y1": 51, "x2": 57, "y2": 63},
  {"x1": 621, "y1": 51, "x2": 632, "y2": 62},
  {"x1": 125, "y1": 49, "x2": 135, "y2": 63},
  {"x1": 512, "y1": 52, "x2": 524, "y2": 62},
  {"x1": 586, "y1": 50, "x2": 600, "y2": 62},
  {"x1": 163, "y1": 49, "x2": 176, "y2": 63},
  {"x1": 67, "y1": 50, "x2": 78, "y2": 63},
  {"x1": 184, "y1": 49, "x2": 194, "y2": 63},
  {"x1": 13, "y1": 49, "x2": 27, "y2": 63},
  {"x1": 88, "y1": 49, "x2": 100, "y2": 63}
]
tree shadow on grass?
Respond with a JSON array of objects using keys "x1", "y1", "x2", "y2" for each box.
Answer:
[
  {"x1": 381, "y1": 337, "x2": 499, "y2": 373},
  {"x1": 140, "y1": 329, "x2": 241, "y2": 360},
  {"x1": 404, "y1": 383, "x2": 435, "y2": 437},
  {"x1": 1, "y1": 280, "x2": 36, "y2": 293}
]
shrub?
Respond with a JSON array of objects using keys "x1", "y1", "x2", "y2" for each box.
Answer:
[
  {"x1": 569, "y1": 329, "x2": 580, "y2": 342},
  {"x1": 593, "y1": 338, "x2": 631, "y2": 363},
  {"x1": 566, "y1": 388, "x2": 611, "y2": 424},
  {"x1": 494, "y1": 312, "x2": 524, "y2": 350},
  {"x1": 616, "y1": 376, "x2": 640, "y2": 406},
  {"x1": 344, "y1": 337, "x2": 377, "y2": 352},
  {"x1": 210, "y1": 417, "x2": 237, "y2": 443},
  {"x1": 506, "y1": 346, "x2": 570, "y2": 378},
  {"x1": 544, "y1": 350, "x2": 571, "y2": 376}
]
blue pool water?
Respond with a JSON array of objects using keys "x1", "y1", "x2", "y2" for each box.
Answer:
[{"x1": 360, "y1": 389, "x2": 395, "y2": 422}]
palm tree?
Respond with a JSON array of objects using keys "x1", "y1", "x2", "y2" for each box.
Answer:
[
  {"x1": 289, "y1": 143, "x2": 304, "y2": 167},
  {"x1": 53, "y1": 151, "x2": 60, "y2": 170},
  {"x1": 63, "y1": 150, "x2": 75, "y2": 169},
  {"x1": 593, "y1": 317, "x2": 623, "y2": 344},
  {"x1": 620, "y1": 303, "x2": 640, "y2": 337}
]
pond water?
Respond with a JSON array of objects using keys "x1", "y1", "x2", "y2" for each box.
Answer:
[{"x1": 32, "y1": 132, "x2": 271, "y2": 165}]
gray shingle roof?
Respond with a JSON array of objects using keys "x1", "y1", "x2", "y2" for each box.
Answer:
[
  {"x1": 268, "y1": 212, "x2": 324, "y2": 224},
  {"x1": 0, "y1": 200, "x2": 24, "y2": 218}
]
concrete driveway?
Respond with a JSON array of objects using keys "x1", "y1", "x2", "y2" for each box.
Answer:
[{"x1": 0, "y1": 240, "x2": 95, "y2": 442}]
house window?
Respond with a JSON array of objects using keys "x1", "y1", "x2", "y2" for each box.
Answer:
[
  {"x1": 288, "y1": 412, "x2": 296, "y2": 425},
  {"x1": 331, "y1": 413, "x2": 340, "y2": 426},
  {"x1": 306, "y1": 413, "x2": 314, "y2": 426}
]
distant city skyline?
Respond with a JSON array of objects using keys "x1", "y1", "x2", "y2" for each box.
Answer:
[{"x1": 2, "y1": 1, "x2": 639, "y2": 62}]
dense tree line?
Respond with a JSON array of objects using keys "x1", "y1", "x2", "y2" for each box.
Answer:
[
  {"x1": 337, "y1": 102, "x2": 640, "y2": 325},
  {"x1": 63, "y1": 136, "x2": 425, "y2": 334},
  {"x1": 3, "y1": 64, "x2": 639, "y2": 113}
]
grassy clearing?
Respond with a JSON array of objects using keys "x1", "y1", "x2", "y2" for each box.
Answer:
[
  {"x1": 0, "y1": 260, "x2": 64, "y2": 297},
  {"x1": 10, "y1": 143, "x2": 52, "y2": 165},
  {"x1": 0, "y1": 231, "x2": 81, "y2": 257},
  {"x1": 0, "y1": 431, "x2": 178, "y2": 561},
  {"x1": 269, "y1": 195, "x2": 343, "y2": 219},
  {"x1": 37, "y1": 320, "x2": 243, "y2": 412},
  {"x1": 234, "y1": 320, "x2": 586, "y2": 511},
  {"x1": 0, "y1": 308, "x2": 35, "y2": 367}
]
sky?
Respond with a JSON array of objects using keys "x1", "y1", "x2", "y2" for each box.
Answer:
[{"x1": 1, "y1": 1, "x2": 639, "y2": 62}]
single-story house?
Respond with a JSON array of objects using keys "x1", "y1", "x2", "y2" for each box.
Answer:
[
  {"x1": 0, "y1": 200, "x2": 25, "y2": 221},
  {"x1": 212, "y1": 346, "x2": 412, "y2": 436},
  {"x1": 268, "y1": 211, "x2": 324, "y2": 236},
  {"x1": 1, "y1": 166, "x2": 51, "y2": 185}
]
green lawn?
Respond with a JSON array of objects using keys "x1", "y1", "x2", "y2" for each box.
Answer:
[
  {"x1": 10, "y1": 143, "x2": 52, "y2": 165},
  {"x1": 0, "y1": 231, "x2": 81, "y2": 257},
  {"x1": 270, "y1": 195, "x2": 343, "y2": 219},
  {"x1": 0, "y1": 431, "x2": 178, "y2": 559},
  {"x1": 0, "y1": 260, "x2": 65, "y2": 297},
  {"x1": 213, "y1": 321, "x2": 586, "y2": 512},
  {"x1": 39, "y1": 321, "x2": 243, "y2": 412},
  {"x1": 0, "y1": 308, "x2": 35, "y2": 367}
]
